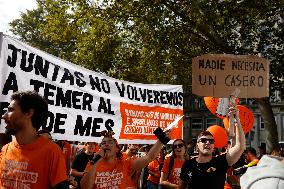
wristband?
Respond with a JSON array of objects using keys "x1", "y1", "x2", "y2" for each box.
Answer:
[
  {"x1": 90, "y1": 154, "x2": 102, "y2": 165},
  {"x1": 153, "y1": 127, "x2": 170, "y2": 145}
]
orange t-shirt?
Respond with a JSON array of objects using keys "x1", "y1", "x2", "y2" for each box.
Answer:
[
  {"x1": 59, "y1": 140, "x2": 71, "y2": 169},
  {"x1": 62, "y1": 141, "x2": 71, "y2": 160},
  {"x1": 0, "y1": 136, "x2": 67, "y2": 189},
  {"x1": 147, "y1": 159, "x2": 162, "y2": 184},
  {"x1": 85, "y1": 158, "x2": 135, "y2": 189},
  {"x1": 161, "y1": 157, "x2": 185, "y2": 185}
]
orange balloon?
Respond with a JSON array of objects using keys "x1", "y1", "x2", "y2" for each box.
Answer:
[
  {"x1": 223, "y1": 105, "x2": 254, "y2": 134},
  {"x1": 204, "y1": 97, "x2": 221, "y2": 118},
  {"x1": 204, "y1": 97, "x2": 239, "y2": 119},
  {"x1": 207, "y1": 125, "x2": 228, "y2": 148}
]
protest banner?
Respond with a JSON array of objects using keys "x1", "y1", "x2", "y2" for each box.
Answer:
[
  {"x1": 0, "y1": 33, "x2": 183, "y2": 144},
  {"x1": 192, "y1": 54, "x2": 269, "y2": 98}
]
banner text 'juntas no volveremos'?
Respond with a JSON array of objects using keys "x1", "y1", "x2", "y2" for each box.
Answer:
[{"x1": 0, "y1": 34, "x2": 183, "y2": 144}]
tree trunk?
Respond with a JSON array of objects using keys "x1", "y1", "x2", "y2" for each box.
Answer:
[{"x1": 255, "y1": 97, "x2": 280, "y2": 153}]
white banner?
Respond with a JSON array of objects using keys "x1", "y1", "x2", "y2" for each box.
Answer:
[{"x1": 0, "y1": 34, "x2": 183, "y2": 144}]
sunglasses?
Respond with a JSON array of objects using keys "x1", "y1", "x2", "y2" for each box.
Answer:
[
  {"x1": 198, "y1": 138, "x2": 215, "y2": 144},
  {"x1": 173, "y1": 143, "x2": 185, "y2": 149}
]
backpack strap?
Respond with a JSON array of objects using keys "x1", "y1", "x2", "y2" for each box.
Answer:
[{"x1": 167, "y1": 156, "x2": 175, "y2": 179}]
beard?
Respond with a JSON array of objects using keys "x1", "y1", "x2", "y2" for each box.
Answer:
[
  {"x1": 5, "y1": 127, "x2": 18, "y2": 136},
  {"x1": 199, "y1": 150, "x2": 212, "y2": 157}
]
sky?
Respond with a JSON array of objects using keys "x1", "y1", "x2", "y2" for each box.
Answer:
[{"x1": 0, "y1": 0, "x2": 37, "y2": 35}]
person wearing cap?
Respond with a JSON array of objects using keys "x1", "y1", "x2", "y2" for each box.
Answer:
[
  {"x1": 178, "y1": 105, "x2": 246, "y2": 189},
  {"x1": 80, "y1": 129, "x2": 172, "y2": 189}
]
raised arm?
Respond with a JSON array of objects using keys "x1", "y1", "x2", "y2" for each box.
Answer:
[
  {"x1": 80, "y1": 161, "x2": 98, "y2": 189},
  {"x1": 80, "y1": 151, "x2": 104, "y2": 189},
  {"x1": 132, "y1": 140, "x2": 164, "y2": 171},
  {"x1": 226, "y1": 105, "x2": 246, "y2": 166},
  {"x1": 132, "y1": 129, "x2": 171, "y2": 171}
]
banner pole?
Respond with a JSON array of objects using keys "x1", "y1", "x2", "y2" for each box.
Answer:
[{"x1": 0, "y1": 32, "x2": 3, "y2": 59}]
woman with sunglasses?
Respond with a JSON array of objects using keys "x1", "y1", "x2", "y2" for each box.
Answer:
[
  {"x1": 178, "y1": 105, "x2": 246, "y2": 189},
  {"x1": 160, "y1": 139, "x2": 188, "y2": 189},
  {"x1": 80, "y1": 129, "x2": 172, "y2": 189}
]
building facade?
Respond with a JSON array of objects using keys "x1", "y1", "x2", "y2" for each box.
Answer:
[{"x1": 183, "y1": 92, "x2": 284, "y2": 151}]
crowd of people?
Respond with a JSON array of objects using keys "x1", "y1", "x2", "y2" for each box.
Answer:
[{"x1": 0, "y1": 90, "x2": 283, "y2": 189}]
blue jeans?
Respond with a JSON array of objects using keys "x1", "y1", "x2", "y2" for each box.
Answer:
[{"x1": 147, "y1": 181, "x2": 159, "y2": 189}]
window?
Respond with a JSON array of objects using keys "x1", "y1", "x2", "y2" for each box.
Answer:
[
  {"x1": 260, "y1": 116, "x2": 277, "y2": 130},
  {"x1": 260, "y1": 117, "x2": 265, "y2": 130},
  {"x1": 253, "y1": 115, "x2": 257, "y2": 130},
  {"x1": 259, "y1": 142, "x2": 266, "y2": 148},
  {"x1": 206, "y1": 118, "x2": 217, "y2": 128},
  {"x1": 282, "y1": 115, "x2": 284, "y2": 130},
  {"x1": 191, "y1": 118, "x2": 202, "y2": 130}
]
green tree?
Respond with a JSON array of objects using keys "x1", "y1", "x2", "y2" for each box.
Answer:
[{"x1": 10, "y1": 0, "x2": 284, "y2": 151}]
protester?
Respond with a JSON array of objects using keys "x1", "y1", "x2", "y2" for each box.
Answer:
[
  {"x1": 221, "y1": 141, "x2": 232, "y2": 153},
  {"x1": 80, "y1": 129, "x2": 172, "y2": 189},
  {"x1": 147, "y1": 149, "x2": 165, "y2": 189},
  {"x1": 122, "y1": 144, "x2": 139, "y2": 160},
  {"x1": 271, "y1": 149, "x2": 284, "y2": 157},
  {"x1": 122, "y1": 144, "x2": 141, "y2": 188},
  {"x1": 38, "y1": 129, "x2": 78, "y2": 188},
  {"x1": 187, "y1": 139, "x2": 198, "y2": 157},
  {"x1": 70, "y1": 142, "x2": 96, "y2": 189},
  {"x1": 234, "y1": 147, "x2": 259, "y2": 175},
  {"x1": 240, "y1": 155, "x2": 284, "y2": 189},
  {"x1": 56, "y1": 140, "x2": 72, "y2": 175},
  {"x1": 257, "y1": 144, "x2": 266, "y2": 159},
  {"x1": 244, "y1": 147, "x2": 259, "y2": 166},
  {"x1": 140, "y1": 144, "x2": 152, "y2": 189},
  {"x1": 160, "y1": 139, "x2": 188, "y2": 189},
  {"x1": 178, "y1": 105, "x2": 246, "y2": 189},
  {"x1": 0, "y1": 91, "x2": 68, "y2": 188}
]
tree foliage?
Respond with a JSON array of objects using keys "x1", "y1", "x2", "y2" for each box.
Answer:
[
  {"x1": 10, "y1": 0, "x2": 284, "y2": 87},
  {"x1": 9, "y1": 0, "x2": 284, "y2": 150}
]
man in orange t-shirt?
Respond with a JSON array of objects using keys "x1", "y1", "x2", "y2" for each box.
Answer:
[
  {"x1": 81, "y1": 129, "x2": 172, "y2": 189},
  {"x1": 0, "y1": 91, "x2": 68, "y2": 189}
]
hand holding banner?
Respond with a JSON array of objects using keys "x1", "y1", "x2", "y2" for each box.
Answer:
[{"x1": 154, "y1": 115, "x2": 184, "y2": 144}]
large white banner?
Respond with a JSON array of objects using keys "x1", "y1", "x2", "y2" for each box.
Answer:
[{"x1": 0, "y1": 34, "x2": 183, "y2": 144}]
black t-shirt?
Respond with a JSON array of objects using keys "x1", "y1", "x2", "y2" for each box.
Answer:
[
  {"x1": 180, "y1": 153, "x2": 229, "y2": 189},
  {"x1": 71, "y1": 150, "x2": 94, "y2": 187}
]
